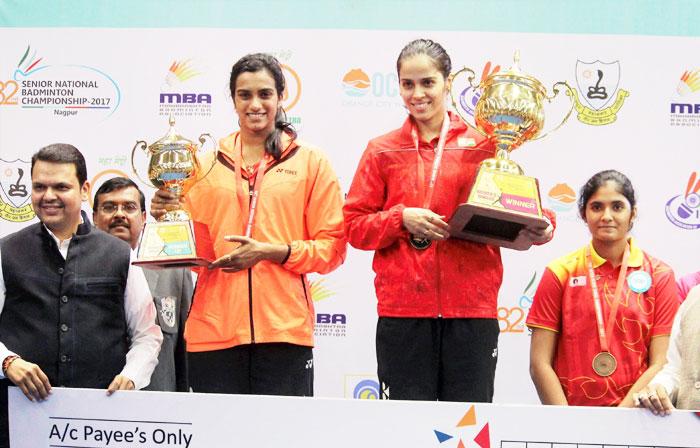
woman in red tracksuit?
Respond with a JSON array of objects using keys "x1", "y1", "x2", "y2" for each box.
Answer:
[{"x1": 343, "y1": 39, "x2": 555, "y2": 402}]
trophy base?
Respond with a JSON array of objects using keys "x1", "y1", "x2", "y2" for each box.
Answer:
[
  {"x1": 133, "y1": 257, "x2": 210, "y2": 270},
  {"x1": 449, "y1": 203, "x2": 548, "y2": 250},
  {"x1": 134, "y1": 220, "x2": 210, "y2": 269},
  {"x1": 449, "y1": 166, "x2": 547, "y2": 250}
]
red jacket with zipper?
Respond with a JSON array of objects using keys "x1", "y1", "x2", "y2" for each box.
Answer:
[{"x1": 343, "y1": 113, "x2": 555, "y2": 318}]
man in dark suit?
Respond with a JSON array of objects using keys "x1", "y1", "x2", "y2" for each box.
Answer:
[
  {"x1": 93, "y1": 177, "x2": 192, "y2": 392},
  {"x1": 0, "y1": 145, "x2": 162, "y2": 447}
]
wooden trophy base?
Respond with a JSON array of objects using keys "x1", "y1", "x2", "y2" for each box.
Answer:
[
  {"x1": 133, "y1": 220, "x2": 210, "y2": 270},
  {"x1": 449, "y1": 168, "x2": 548, "y2": 251}
]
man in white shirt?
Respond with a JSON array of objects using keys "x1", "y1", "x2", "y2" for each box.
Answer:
[
  {"x1": 93, "y1": 177, "x2": 192, "y2": 392},
  {"x1": 0, "y1": 144, "x2": 162, "y2": 447},
  {"x1": 635, "y1": 285, "x2": 700, "y2": 415}
]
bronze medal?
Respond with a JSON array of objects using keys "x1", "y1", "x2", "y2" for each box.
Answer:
[
  {"x1": 592, "y1": 351, "x2": 617, "y2": 377},
  {"x1": 409, "y1": 235, "x2": 432, "y2": 250}
]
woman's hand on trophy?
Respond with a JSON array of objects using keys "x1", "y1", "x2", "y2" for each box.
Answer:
[
  {"x1": 150, "y1": 189, "x2": 182, "y2": 220},
  {"x1": 209, "y1": 236, "x2": 290, "y2": 272},
  {"x1": 520, "y1": 223, "x2": 554, "y2": 245},
  {"x1": 402, "y1": 207, "x2": 450, "y2": 240}
]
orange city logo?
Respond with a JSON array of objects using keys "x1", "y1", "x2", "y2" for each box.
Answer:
[
  {"x1": 546, "y1": 182, "x2": 576, "y2": 212},
  {"x1": 342, "y1": 69, "x2": 371, "y2": 97},
  {"x1": 433, "y1": 405, "x2": 490, "y2": 448}
]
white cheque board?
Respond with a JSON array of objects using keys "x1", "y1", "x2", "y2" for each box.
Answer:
[{"x1": 8, "y1": 387, "x2": 699, "y2": 448}]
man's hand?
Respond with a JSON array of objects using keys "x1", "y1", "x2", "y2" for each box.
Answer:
[
  {"x1": 5, "y1": 358, "x2": 52, "y2": 402},
  {"x1": 634, "y1": 384, "x2": 674, "y2": 416},
  {"x1": 106, "y1": 374, "x2": 135, "y2": 396},
  {"x1": 150, "y1": 189, "x2": 182, "y2": 220}
]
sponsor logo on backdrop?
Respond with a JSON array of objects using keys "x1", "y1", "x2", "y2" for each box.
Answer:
[
  {"x1": 343, "y1": 376, "x2": 380, "y2": 399},
  {"x1": 159, "y1": 60, "x2": 211, "y2": 118},
  {"x1": 498, "y1": 271, "x2": 537, "y2": 334},
  {"x1": 546, "y1": 183, "x2": 576, "y2": 212},
  {"x1": 0, "y1": 45, "x2": 120, "y2": 119},
  {"x1": 570, "y1": 60, "x2": 629, "y2": 125},
  {"x1": 665, "y1": 171, "x2": 700, "y2": 230},
  {"x1": 456, "y1": 62, "x2": 501, "y2": 118},
  {"x1": 87, "y1": 169, "x2": 131, "y2": 209},
  {"x1": 0, "y1": 159, "x2": 35, "y2": 223},
  {"x1": 432, "y1": 405, "x2": 491, "y2": 448},
  {"x1": 341, "y1": 68, "x2": 401, "y2": 108},
  {"x1": 670, "y1": 69, "x2": 700, "y2": 127},
  {"x1": 311, "y1": 278, "x2": 347, "y2": 338}
]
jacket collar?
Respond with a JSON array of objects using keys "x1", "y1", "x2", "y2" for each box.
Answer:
[
  {"x1": 588, "y1": 237, "x2": 643, "y2": 269},
  {"x1": 218, "y1": 130, "x2": 298, "y2": 164}
]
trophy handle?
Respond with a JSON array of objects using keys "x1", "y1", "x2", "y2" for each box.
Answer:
[
  {"x1": 131, "y1": 140, "x2": 155, "y2": 188},
  {"x1": 532, "y1": 81, "x2": 574, "y2": 141},
  {"x1": 196, "y1": 133, "x2": 219, "y2": 181},
  {"x1": 449, "y1": 67, "x2": 488, "y2": 137}
]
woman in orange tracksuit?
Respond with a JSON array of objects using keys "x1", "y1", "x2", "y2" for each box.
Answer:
[
  {"x1": 152, "y1": 53, "x2": 346, "y2": 396},
  {"x1": 344, "y1": 39, "x2": 555, "y2": 402}
]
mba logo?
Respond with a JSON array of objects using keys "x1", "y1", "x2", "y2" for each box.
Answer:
[
  {"x1": 158, "y1": 59, "x2": 212, "y2": 117},
  {"x1": 159, "y1": 92, "x2": 211, "y2": 104},
  {"x1": 669, "y1": 69, "x2": 700, "y2": 127}
]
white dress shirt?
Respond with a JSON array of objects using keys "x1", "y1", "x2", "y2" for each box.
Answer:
[
  {"x1": 0, "y1": 226, "x2": 162, "y2": 389},
  {"x1": 647, "y1": 286, "x2": 700, "y2": 401}
]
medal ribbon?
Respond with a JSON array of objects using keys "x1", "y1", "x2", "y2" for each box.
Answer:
[
  {"x1": 412, "y1": 113, "x2": 451, "y2": 210},
  {"x1": 232, "y1": 133, "x2": 290, "y2": 238},
  {"x1": 585, "y1": 243, "x2": 630, "y2": 354}
]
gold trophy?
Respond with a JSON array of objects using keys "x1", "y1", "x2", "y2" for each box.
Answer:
[
  {"x1": 131, "y1": 116, "x2": 217, "y2": 268},
  {"x1": 449, "y1": 52, "x2": 573, "y2": 250}
]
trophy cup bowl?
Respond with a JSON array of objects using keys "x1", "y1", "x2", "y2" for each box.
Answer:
[
  {"x1": 131, "y1": 115, "x2": 217, "y2": 268},
  {"x1": 449, "y1": 53, "x2": 573, "y2": 250}
]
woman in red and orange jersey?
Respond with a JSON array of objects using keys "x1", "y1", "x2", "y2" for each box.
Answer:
[{"x1": 527, "y1": 170, "x2": 679, "y2": 406}]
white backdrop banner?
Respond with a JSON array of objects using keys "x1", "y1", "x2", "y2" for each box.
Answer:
[
  {"x1": 1, "y1": 28, "x2": 699, "y2": 403},
  {"x1": 8, "y1": 387, "x2": 700, "y2": 448}
]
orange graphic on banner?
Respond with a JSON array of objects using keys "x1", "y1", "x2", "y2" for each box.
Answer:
[{"x1": 457, "y1": 405, "x2": 476, "y2": 427}]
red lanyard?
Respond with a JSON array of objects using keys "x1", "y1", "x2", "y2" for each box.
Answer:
[
  {"x1": 232, "y1": 133, "x2": 272, "y2": 238},
  {"x1": 584, "y1": 244, "x2": 630, "y2": 353},
  {"x1": 411, "y1": 113, "x2": 450, "y2": 209}
]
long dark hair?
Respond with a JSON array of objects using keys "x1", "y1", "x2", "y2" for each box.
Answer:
[{"x1": 229, "y1": 53, "x2": 297, "y2": 160}]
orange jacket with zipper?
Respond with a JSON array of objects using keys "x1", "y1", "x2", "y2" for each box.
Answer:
[{"x1": 183, "y1": 131, "x2": 346, "y2": 352}]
